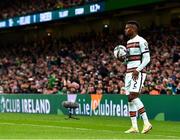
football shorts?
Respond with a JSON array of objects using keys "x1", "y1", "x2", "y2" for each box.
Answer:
[{"x1": 125, "y1": 72, "x2": 146, "y2": 95}]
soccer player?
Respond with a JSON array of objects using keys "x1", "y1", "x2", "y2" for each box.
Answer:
[{"x1": 123, "y1": 21, "x2": 152, "y2": 134}]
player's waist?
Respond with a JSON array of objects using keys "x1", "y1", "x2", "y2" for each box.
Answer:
[{"x1": 126, "y1": 67, "x2": 146, "y2": 73}]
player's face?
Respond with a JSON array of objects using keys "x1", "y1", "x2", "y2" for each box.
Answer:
[{"x1": 124, "y1": 24, "x2": 134, "y2": 37}]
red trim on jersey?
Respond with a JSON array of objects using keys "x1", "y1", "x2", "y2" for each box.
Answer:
[
  {"x1": 127, "y1": 42, "x2": 139, "y2": 45},
  {"x1": 128, "y1": 55, "x2": 141, "y2": 61},
  {"x1": 126, "y1": 68, "x2": 137, "y2": 73},
  {"x1": 127, "y1": 42, "x2": 140, "y2": 49}
]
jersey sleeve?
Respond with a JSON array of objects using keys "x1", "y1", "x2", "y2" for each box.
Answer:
[
  {"x1": 136, "y1": 38, "x2": 150, "y2": 72},
  {"x1": 139, "y1": 39, "x2": 149, "y2": 54}
]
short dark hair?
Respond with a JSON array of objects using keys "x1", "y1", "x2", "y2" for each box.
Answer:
[{"x1": 126, "y1": 20, "x2": 140, "y2": 30}]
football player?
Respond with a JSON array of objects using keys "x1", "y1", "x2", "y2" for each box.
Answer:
[{"x1": 123, "y1": 20, "x2": 152, "y2": 134}]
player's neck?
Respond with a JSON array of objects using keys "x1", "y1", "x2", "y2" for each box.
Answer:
[{"x1": 130, "y1": 33, "x2": 137, "y2": 39}]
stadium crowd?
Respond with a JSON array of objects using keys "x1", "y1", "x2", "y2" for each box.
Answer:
[
  {"x1": 0, "y1": 0, "x2": 101, "y2": 20},
  {"x1": 0, "y1": 25, "x2": 179, "y2": 95}
]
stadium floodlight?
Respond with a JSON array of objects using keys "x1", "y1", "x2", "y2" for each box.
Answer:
[{"x1": 62, "y1": 101, "x2": 79, "y2": 120}]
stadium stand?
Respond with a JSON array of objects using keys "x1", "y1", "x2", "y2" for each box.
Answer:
[{"x1": 0, "y1": 25, "x2": 179, "y2": 95}]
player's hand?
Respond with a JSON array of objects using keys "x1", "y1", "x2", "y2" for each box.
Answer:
[
  {"x1": 118, "y1": 56, "x2": 126, "y2": 62},
  {"x1": 132, "y1": 70, "x2": 139, "y2": 80}
]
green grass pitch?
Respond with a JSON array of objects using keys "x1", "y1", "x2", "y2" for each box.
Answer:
[{"x1": 0, "y1": 113, "x2": 180, "y2": 139}]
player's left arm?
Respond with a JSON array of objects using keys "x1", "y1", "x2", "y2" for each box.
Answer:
[{"x1": 136, "y1": 40, "x2": 150, "y2": 72}]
